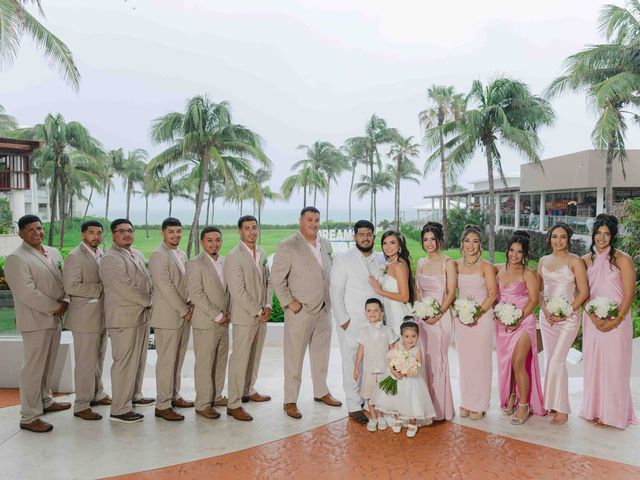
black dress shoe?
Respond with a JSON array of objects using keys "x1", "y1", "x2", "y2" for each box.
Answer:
[{"x1": 349, "y1": 410, "x2": 369, "y2": 424}]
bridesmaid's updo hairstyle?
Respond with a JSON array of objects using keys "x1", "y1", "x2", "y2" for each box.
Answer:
[
  {"x1": 460, "y1": 224, "x2": 483, "y2": 256},
  {"x1": 381, "y1": 230, "x2": 416, "y2": 305},
  {"x1": 505, "y1": 230, "x2": 531, "y2": 268},
  {"x1": 546, "y1": 222, "x2": 573, "y2": 249},
  {"x1": 400, "y1": 318, "x2": 420, "y2": 336},
  {"x1": 589, "y1": 214, "x2": 619, "y2": 265},
  {"x1": 421, "y1": 221, "x2": 444, "y2": 251}
]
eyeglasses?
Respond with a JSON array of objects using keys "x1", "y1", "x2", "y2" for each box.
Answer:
[
  {"x1": 356, "y1": 233, "x2": 375, "y2": 239},
  {"x1": 114, "y1": 228, "x2": 135, "y2": 234}
]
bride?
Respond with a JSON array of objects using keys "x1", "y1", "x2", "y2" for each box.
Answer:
[{"x1": 368, "y1": 230, "x2": 416, "y2": 343}]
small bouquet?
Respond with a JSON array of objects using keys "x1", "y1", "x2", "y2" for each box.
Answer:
[
  {"x1": 452, "y1": 297, "x2": 482, "y2": 325},
  {"x1": 546, "y1": 295, "x2": 573, "y2": 318},
  {"x1": 412, "y1": 296, "x2": 441, "y2": 320},
  {"x1": 494, "y1": 302, "x2": 522, "y2": 327},
  {"x1": 378, "y1": 348, "x2": 422, "y2": 395},
  {"x1": 586, "y1": 296, "x2": 619, "y2": 320}
]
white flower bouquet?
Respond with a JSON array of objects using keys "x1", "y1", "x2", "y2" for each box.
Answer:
[
  {"x1": 453, "y1": 297, "x2": 482, "y2": 325},
  {"x1": 494, "y1": 302, "x2": 523, "y2": 327},
  {"x1": 586, "y1": 296, "x2": 619, "y2": 320},
  {"x1": 378, "y1": 347, "x2": 422, "y2": 395},
  {"x1": 412, "y1": 296, "x2": 441, "y2": 320},
  {"x1": 546, "y1": 295, "x2": 573, "y2": 318}
]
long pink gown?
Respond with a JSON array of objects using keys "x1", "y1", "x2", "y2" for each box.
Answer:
[
  {"x1": 416, "y1": 259, "x2": 454, "y2": 421},
  {"x1": 579, "y1": 248, "x2": 639, "y2": 429},
  {"x1": 455, "y1": 274, "x2": 494, "y2": 413},
  {"x1": 540, "y1": 265, "x2": 580, "y2": 414},
  {"x1": 496, "y1": 280, "x2": 546, "y2": 416}
]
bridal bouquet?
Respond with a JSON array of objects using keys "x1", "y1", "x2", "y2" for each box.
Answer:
[
  {"x1": 378, "y1": 348, "x2": 422, "y2": 395},
  {"x1": 412, "y1": 296, "x2": 441, "y2": 319},
  {"x1": 452, "y1": 297, "x2": 481, "y2": 325},
  {"x1": 546, "y1": 295, "x2": 573, "y2": 318},
  {"x1": 494, "y1": 302, "x2": 522, "y2": 327},
  {"x1": 586, "y1": 296, "x2": 619, "y2": 320}
]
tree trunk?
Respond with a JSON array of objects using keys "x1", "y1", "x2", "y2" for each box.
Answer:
[
  {"x1": 187, "y1": 154, "x2": 209, "y2": 258},
  {"x1": 145, "y1": 195, "x2": 150, "y2": 238},
  {"x1": 348, "y1": 165, "x2": 355, "y2": 227},
  {"x1": 369, "y1": 153, "x2": 374, "y2": 223},
  {"x1": 211, "y1": 197, "x2": 216, "y2": 224},
  {"x1": 258, "y1": 203, "x2": 262, "y2": 244},
  {"x1": 486, "y1": 147, "x2": 496, "y2": 262},
  {"x1": 83, "y1": 186, "x2": 93, "y2": 220},
  {"x1": 169, "y1": 192, "x2": 173, "y2": 217},
  {"x1": 48, "y1": 166, "x2": 58, "y2": 246},
  {"x1": 439, "y1": 129, "x2": 448, "y2": 246},
  {"x1": 303, "y1": 185, "x2": 307, "y2": 207},
  {"x1": 125, "y1": 181, "x2": 131, "y2": 220},
  {"x1": 58, "y1": 177, "x2": 66, "y2": 250},
  {"x1": 325, "y1": 178, "x2": 330, "y2": 227},
  {"x1": 605, "y1": 143, "x2": 614, "y2": 213},
  {"x1": 373, "y1": 189, "x2": 377, "y2": 229},
  {"x1": 395, "y1": 155, "x2": 401, "y2": 231},
  {"x1": 68, "y1": 195, "x2": 73, "y2": 223},
  {"x1": 313, "y1": 185, "x2": 317, "y2": 207},
  {"x1": 205, "y1": 191, "x2": 211, "y2": 225},
  {"x1": 104, "y1": 181, "x2": 111, "y2": 247}
]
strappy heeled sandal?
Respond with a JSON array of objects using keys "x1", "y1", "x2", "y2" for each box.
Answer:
[
  {"x1": 511, "y1": 403, "x2": 530, "y2": 425},
  {"x1": 502, "y1": 393, "x2": 517, "y2": 415}
]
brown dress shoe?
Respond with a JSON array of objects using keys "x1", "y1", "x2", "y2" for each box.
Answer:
[
  {"x1": 154, "y1": 407, "x2": 185, "y2": 421},
  {"x1": 242, "y1": 392, "x2": 271, "y2": 403},
  {"x1": 348, "y1": 410, "x2": 369, "y2": 424},
  {"x1": 43, "y1": 401, "x2": 72, "y2": 413},
  {"x1": 172, "y1": 398, "x2": 195, "y2": 408},
  {"x1": 132, "y1": 397, "x2": 155, "y2": 406},
  {"x1": 283, "y1": 403, "x2": 302, "y2": 419},
  {"x1": 74, "y1": 408, "x2": 102, "y2": 421},
  {"x1": 110, "y1": 411, "x2": 144, "y2": 423},
  {"x1": 314, "y1": 394, "x2": 342, "y2": 407},
  {"x1": 212, "y1": 397, "x2": 228, "y2": 407},
  {"x1": 196, "y1": 406, "x2": 221, "y2": 419},
  {"x1": 227, "y1": 407, "x2": 253, "y2": 421},
  {"x1": 20, "y1": 418, "x2": 53, "y2": 433},
  {"x1": 90, "y1": 396, "x2": 112, "y2": 406}
]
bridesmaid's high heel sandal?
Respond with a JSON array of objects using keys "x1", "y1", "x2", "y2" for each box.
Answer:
[
  {"x1": 469, "y1": 411, "x2": 485, "y2": 420},
  {"x1": 459, "y1": 407, "x2": 470, "y2": 418},
  {"x1": 551, "y1": 412, "x2": 568, "y2": 425},
  {"x1": 502, "y1": 393, "x2": 517, "y2": 416},
  {"x1": 511, "y1": 403, "x2": 530, "y2": 425}
]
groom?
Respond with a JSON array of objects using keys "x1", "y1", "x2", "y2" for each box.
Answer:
[{"x1": 329, "y1": 220, "x2": 385, "y2": 424}]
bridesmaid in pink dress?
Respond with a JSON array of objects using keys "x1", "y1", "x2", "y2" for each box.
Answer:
[
  {"x1": 579, "y1": 214, "x2": 639, "y2": 429},
  {"x1": 495, "y1": 230, "x2": 545, "y2": 425},
  {"x1": 538, "y1": 222, "x2": 589, "y2": 425},
  {"x1": 454, "y1": 224, "x2": 498, "y2": 420},
  {"x1": 415, "y1": 222, "x2": 456, "y2": 421}
]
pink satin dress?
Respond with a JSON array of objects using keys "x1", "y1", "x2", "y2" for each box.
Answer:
[
  {"x1": 416, "y1": 259, "x2": 454, "y2": 421},
  {"x1": 496, "y1": 279, "x2": 545, "y2": 416},
  {"x1": 540, "y1": 264, "x2": 580, "y2": 414},
  {"x1": 579, "y1": 249, "x2": 639, "y2": 429},
  {"x1": 455, "y1": 274, "x2": 494, "y2": 413}
]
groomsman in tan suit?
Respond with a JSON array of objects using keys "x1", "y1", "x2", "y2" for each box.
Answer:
[
  {"x1": 271, "y1": 207, "x2": 342, "y2": 419},
  {"x1": 4, "y1": 215, "x2": 71, "y2": 433},
  {"x1": 149, "y1": 217, "x2": 194, "y2": 421},
  {"x1": 99, "y1": 219, "x2": 154, "y2": 423},
  {"x1": 225, "y1": 216, "x2": 272, "y2": 421},
  {"x1": 63, "y1": 220, "x2": 111, "y2": 421},
  {"x1": 186, "y1": 226, "x2": 230, "y2": 420}
]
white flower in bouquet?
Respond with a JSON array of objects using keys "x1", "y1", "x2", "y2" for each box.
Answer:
[
  {"x1": 453, "y1": 297, "x2": 481, "y2": 325},
  {"x1": 412, "y1": 297, "x2": 441, "y2": 319},
  {"x1": 586, "y1": 296, "x2": 619, "y2": 320},
  {"x1": 546, "y1": 295, "x2": 573, "y2": 318},
  {"x1": 494, "y1": 302, "x2": 522, "y2": 326},
  {"x1": 378, "y1": 347, "x2": 422, "y2": 395}
]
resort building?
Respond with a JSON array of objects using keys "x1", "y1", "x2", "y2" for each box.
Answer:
[{"x1": 417, "y1": 150, "x2": 640, "y2": 237}]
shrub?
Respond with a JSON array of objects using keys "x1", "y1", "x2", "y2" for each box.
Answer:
[
  {"x1": 445, "y1": 208, "x2": 488, "y2": 249},
  {"x1": 268, "y1": 292, "x2": 284, "y2": 322},
  {"x1": 494, "y1": 229, "x2": 586, "y2": 261}
]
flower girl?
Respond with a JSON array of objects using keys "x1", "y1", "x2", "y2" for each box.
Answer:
[
  {"x1": 353, "y1": 298, "x2": 393, "y2": 432},
  {"x1": 375, "y1": 317, "x2": 436, "y2": 437}
]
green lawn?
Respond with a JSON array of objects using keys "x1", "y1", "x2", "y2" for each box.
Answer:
[{"x1": 0, "y1": 308, "x2": 16, "y2": 334}]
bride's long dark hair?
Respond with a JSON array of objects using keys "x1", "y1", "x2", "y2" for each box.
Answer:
[{"x1": 381, "y1": 230, "x2": 416, "y2": 305}]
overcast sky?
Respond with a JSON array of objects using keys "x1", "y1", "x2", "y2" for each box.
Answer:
[{"x1": 2, "y1": 0, "x2": 637, "y2": 222}]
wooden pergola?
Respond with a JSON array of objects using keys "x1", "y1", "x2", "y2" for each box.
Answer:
[{"x1": 0, "y1": 137, "x2": 40, "y2": 192}]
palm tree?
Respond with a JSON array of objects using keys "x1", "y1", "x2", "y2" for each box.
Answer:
[
  {"x1": 281, "y1": 159, "x2": 326, "y2": 208},
  {"x1": 154, "y1": 164, "x2": 194, "y2": 217},
  {"x1": 0, "y1": 104, "x2": 17, "y2": 133},
  {"x1": 0, "y1": 0, "x2": 80, "y2": 89},
  {"x1": 420, "y1": 85, "x2": 465, "y2": 243},
  {"x1": 342, "y1": 141, "x2": 366, "y2": 226},
  {"x1": 346, "y1": 115, "x2": 399, "y2": 222},
  {"x1": 121, "y1": 149, "x2": 147, "y2": 220},
  {"x1": 102, "y1": 148, "x2": 125, "y2": 234},
  {"x1": 293, "y1": 141, "x2": 343, "y2": 208},
  {"x1": 24, "y1": 113, "x2": 101, "y2": 247},
  {"x1": 444, "y1": 78, "x2": 555, "y2": 260},
  {"x1": 205, "y1": 175, "x2": 224, "y2": 224},
  {"x1": 141, "y1": 172, "x2": 162, "y2": 238},
  {"x1": 150, "y1": 95, "x2": 269, "y2": 257},
  {"x1": 354, "y1": 169, "x2": 394, "y2": 228},
  {"x1": 546, "y1": 0, "x2": 640, "y2": 213},
  {"x1": 388, "y1": 135, "x2": 421, "y2": 230},
  {"x1": 244, "y1": 168, "x2": 280, "y2": 228}
]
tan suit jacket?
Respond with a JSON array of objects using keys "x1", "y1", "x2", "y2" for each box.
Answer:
[
  {"x1": 63, "y1": 244, "x2": 104, "y2": 333},
  {"x1": 186, "y1": 252, "x2": 230, "y2": 329},
  {"x1": 99, "y1": 245, "x2": 152, "y2": 329},
  {"x1": 271, "y1": 232, "x2": 332, "y2": 315},
  {"x1": 149, "y1": 242, "x2": 189, "y2": 329},
  {"x1": 224, "y1": 243, "x2": 271, "y2": 326},
  {"x1": 4, "y1": 241, "x2": 65, "y2": 332}
]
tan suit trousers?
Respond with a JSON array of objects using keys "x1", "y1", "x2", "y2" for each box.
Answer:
[
  {"x1": 154, "y1": 324, "x2": 190, "y2": 410},
  {"x1": 108, "y1": 322, "x2": 148, "y2": 416},
  {"x1": 20, "y1": 326, "x2": 61, "y2": 423},
  {"x1": 132, "y1": 322, "x2": 150, "y2": 403},
  {"x1": 193, "y1": 325, "x2": 229, "y2": 411},
  {"x1": 284, "y1": 308, "x2": 331, "y2": 404},
  {"x1": 72, "y1": 330, "x2": 108, "y2": 412},
  {"x1": 227, "y1": 323, "x2": 267, "y2": 409}
]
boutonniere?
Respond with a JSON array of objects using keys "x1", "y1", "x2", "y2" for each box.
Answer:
[
  {"x1": 57, "y1": 260, "x2": 63, "y2": 270},
  {"x1": 327, "y1": 246, "x2": 333, "y2": 256},
  {"x1": 262, "y1": 258, "x2": 268, "y2": 267}
]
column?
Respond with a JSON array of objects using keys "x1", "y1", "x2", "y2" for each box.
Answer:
[
  {"x1": 596, "y1": 187, "x2": 604, "y2": 215},
  {"x1": 514, "y1": 191, "x2": 520, "y2": 229},
  {"x1": 9, "y1": 190, "x2": 26, "y2": 229},
  {"x1": 539, "y1": 191, "x2": 546, "y2": 232}
]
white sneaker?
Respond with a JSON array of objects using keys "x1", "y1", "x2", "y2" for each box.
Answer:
[
  {"x1": 367, "y1": 419, "x2": 378, "y2": 432},
  {"x1": 391, "y1": 418, "x2": 402, "y2": 434},
  {"x1": 407, "y1": 424, "x2": 418, "y2": 438},
  {"x1": 377, "y1": 416, "x2": 388, "y2": 431}
]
